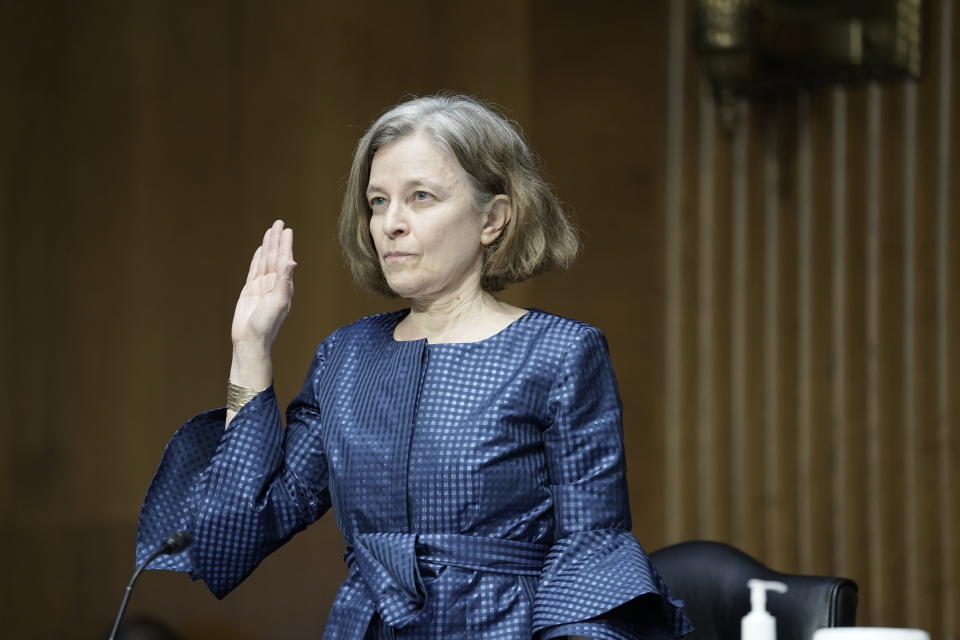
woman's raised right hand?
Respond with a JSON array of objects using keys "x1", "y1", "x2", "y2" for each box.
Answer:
[{"x1": 230, "y1": 220, "x2": 296, "y2": 368}]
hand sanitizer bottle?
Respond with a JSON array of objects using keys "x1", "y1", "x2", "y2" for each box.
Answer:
[{"x1": 741, "y1": 579, "x2": 788, "y2": 640}]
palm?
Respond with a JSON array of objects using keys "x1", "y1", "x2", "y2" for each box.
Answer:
[{"x1": 231, "y1": 220, "x2": 296, "y2": 348}]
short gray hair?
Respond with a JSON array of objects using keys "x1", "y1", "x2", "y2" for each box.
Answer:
[{"x1": 339, "y1": 93, "x2": 580, "y2": 295}]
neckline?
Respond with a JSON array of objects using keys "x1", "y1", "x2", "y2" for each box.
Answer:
[{"x1": 390, "y1": 308, "x2": 536, "y2": 346}]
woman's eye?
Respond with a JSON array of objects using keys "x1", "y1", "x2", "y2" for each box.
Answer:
[
  {"x1": 414, "y1": 191, "x2": 431, "y2": 201},
  {"x1": 369, "y1": 196, "x2": 386, "y2": 207}
]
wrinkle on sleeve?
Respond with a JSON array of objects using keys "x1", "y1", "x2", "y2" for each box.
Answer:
[
  {"x1": 135, "y1": 341, "x2": 334, "y2": 599},
  {"x1": 533, "y1": 327, "x2": 693, "y2": 640}
]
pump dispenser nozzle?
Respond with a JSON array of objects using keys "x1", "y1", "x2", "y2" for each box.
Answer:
[{"x1": 741, "y1": 579, "x2": 788, "y2": 640}]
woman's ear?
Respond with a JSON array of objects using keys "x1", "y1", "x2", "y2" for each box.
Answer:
[{"x1": 480, "y1": 195, "x2": 511, "y2": 246}]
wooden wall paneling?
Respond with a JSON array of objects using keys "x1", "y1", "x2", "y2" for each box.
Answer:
[
  {"x1": 795, "y1": 91, "x2": 814, "y2": 574},
  {"x1": 664, "y1": 0, "x2": 708, "y2": 544},
  {"x1": 911, "y1": 10, "x2": 937, "y2": 634},
  {"x1": 679, "y1": 7, "x2": 705, "y2": 543},
  {"x1": 1, "y1": 0, "x2": 541, "y2": 636},
  {"x1": 865, "y1": 80, "x2": 887, "y2": 625},
  {"x1": 116, "y1": 0, "x2": 248, "y2": 518},
  {"x1": 712, "y1": 96, "x2": 735, "y2": 545},
  {"x1": 2, "y1": 4, "x2": 56, "y2": 531},
  {"x1": 777, "y1": 97, "x2": 801, "y2": 573},
  {"x1": 664, "y1": 0, "x2": 687, "y2": 544},
  {"x1": 806, "y1": 88, "x2": 837, "y2": 578},
  {"x1": 829, "y1": 86, "x2": 852, "y2": 579},
  {"x1": 696, "y1": 77, "x2": 718, "y2": 539},
  {"x1": 526, "y1": 1, "x2": 673, "y2": 550},
  {"x1": 729, "y1": 100, "x2": 751, "y2": 548},
  {"x1": 6, "y1": 0, "x2": 960, "y2": 636},
  {"x1": 0, "y1": 1, "x2": 33, "y2": 530},
  {"x1": 662, "y1": 0, "x2": 958, "y2": 633},
  {"x1": 796, "y1": 87, "x2": 843, "y2": 574},
  {"x1": 935, "y1": 0, "x2": 958, "y2": 631},
  {"x1": 742, "y1": 99, "x2": 771, "y2": 562},
  {"x1": 947, "y1": 0, "x2": 959, "y2": 630},
  {"x1": 901, "y1": 79, "x2": 920, "y2": 627},
  {"x1": 882, "y1": 80, "x2": 910, "y2": 628},
  {"x1": 844, "y1": 83, "x2": 874, "y2": 621},
  {"x1": 911, "y1": 49, "x2": 942, "y2": 635},
  {"x1": 762, "y1": 101, "x2": 788, "y2": 569}
]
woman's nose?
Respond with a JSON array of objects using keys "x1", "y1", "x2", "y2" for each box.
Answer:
[{"x1": 383, "y1": 203, "x2": 409, "y2": 238}]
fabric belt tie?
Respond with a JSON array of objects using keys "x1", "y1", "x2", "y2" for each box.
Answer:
[{"x1": 344, "y1": 532, "x2": 547, "y2": 629}]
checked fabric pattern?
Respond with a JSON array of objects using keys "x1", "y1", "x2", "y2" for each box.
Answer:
[{"x1": 136, "y1": 309, "x2": 693, "y2": 639}]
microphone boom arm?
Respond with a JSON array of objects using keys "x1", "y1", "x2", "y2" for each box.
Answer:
[{"x1": 107, "y1": 531, "x2": 192, "y2": 640}]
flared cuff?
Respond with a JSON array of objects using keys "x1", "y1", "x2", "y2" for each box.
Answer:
[
  {"x1": 135, "y1": 386, "x2": 278, "y2": 581},
  {"x1": 533, "y1": 529, "x2": 693, "y2": 640},
  {"x1": 135, "y1": 407, "x2": 227, "y2": 574}
]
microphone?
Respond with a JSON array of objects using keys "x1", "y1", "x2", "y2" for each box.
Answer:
[
  {"x1": 158, "y1": 530, "x2": 192, "y2": 555},
  {"x1": 108, "y1": 531, "x2": 192, "y2": 640}
]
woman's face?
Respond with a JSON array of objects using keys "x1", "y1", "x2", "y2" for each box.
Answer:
[{"x1": 366, "y1": 132, "x2": 505, "y2": 301}]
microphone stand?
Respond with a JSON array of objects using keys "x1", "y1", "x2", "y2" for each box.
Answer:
[{"x1": 108, "y1": 531, "x2": 191, "y2": 640}]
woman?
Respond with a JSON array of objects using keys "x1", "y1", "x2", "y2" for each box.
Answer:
[{"x1": 137, "y1": 94, "x2": 692, "y2": 640}]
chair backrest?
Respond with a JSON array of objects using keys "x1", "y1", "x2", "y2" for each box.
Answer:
[{"x1": 650, "y1": 541, "x2": 858, "y2": 640}]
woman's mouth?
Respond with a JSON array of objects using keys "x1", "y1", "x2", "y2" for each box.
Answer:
[{"x1": 383, "y1": 251, "x2": 415, "y2": 263}]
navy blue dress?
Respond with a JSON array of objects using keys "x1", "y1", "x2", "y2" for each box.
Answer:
[{"x1": 136, "y1": 309, "x2": 693, "y2": 639}]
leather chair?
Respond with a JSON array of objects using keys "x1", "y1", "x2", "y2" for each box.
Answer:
[{"x1": 650, "y1": 541, "x2": 858, "y2": 640}]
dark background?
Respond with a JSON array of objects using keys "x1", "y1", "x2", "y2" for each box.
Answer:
[{"x1": 2, "y1": 1, "x2": 958, "y2": 638}]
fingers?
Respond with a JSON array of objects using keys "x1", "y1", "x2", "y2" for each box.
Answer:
[
  {"x1": 246, "y1": 246, "x2": 263, "y2": 284},
  {"x1": 280, "y1": 227, "x2": 296, "y2": 281},
  {"x1": 246, "y1": 221, "x2": 292, "y2": 291},
  {"x1": 264, "y1": 219, "x2": 284, "y2": 276}
]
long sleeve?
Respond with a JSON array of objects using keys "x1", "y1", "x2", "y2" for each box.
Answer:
[
  {"x1": 135, "y1": 341, "x2": 334, "y2": 598},
  {"x1": 532, "y1": 326, "x2": 693, "y2": 640}
]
